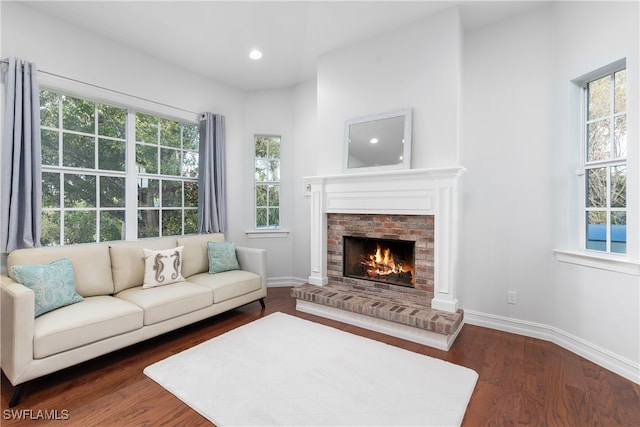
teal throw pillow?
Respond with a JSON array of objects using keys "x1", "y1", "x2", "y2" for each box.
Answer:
[
  {"x1": 207, "y1": 241, "x2": 240, "y2": 273},
  {"x1": 11, "y1": 258, "x2": 84, "y2": 317}
]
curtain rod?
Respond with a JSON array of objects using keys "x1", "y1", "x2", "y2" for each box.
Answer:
[{"x1": 1, "y1": 58, "x2": 199, "y2": 116}]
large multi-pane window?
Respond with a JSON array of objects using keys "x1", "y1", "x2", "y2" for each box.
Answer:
[
  {"x1": 254, "y1": 135, "x2": 280, "y2": 229},
  {"x1": 583, "y1": 67, "x2": 627, "y2": 254},
  {"x1": 40, "y1": 89, "x2": 198, "y2": 245}
]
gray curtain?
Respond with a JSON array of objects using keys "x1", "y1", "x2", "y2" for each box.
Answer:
[
  {"x1": 198, "y1": 112, "x2": 227, "y2": 233},
  {"x1": 1, "y1": 57, "x2": 42, "y2": 253}
]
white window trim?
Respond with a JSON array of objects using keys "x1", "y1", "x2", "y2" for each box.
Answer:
[
  {"x1": 553, "y1": 58, "x2": 638, "y2": 273},
  {"x1": 253, "y1": 134, "x2": 282, "y2": 231},
  {"x1": 581, "y1": 66, "x2": 627, "y2": 254},
  {"x1": 553, "y1": 249, "x2": 639, "y2": 276},
  {"x1": 245, "y1": 229, "x2": 290, "y2": 239}
]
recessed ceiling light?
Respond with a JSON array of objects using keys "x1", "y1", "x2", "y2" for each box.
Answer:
[
  {"x1": 249, "y1": 49, "x2": 263, "y2": 60},
  {"x1": 370, "y1": 138, "x2": 379, "y2": 144}
]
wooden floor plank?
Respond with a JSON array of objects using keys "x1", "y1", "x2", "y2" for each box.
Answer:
[{"x1": 1, "y1": 287, "x2": 638, "y2": 426}]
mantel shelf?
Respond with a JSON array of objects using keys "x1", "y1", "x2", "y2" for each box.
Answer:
[{"x1": 304, "y1": 166, "x2": 467, "y2": 185}]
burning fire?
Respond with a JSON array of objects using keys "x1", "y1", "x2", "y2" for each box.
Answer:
[{"x1": 361, "y1": 244, "x2": 413, "y2": 283}]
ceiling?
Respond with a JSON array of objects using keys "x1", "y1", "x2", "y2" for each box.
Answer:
[{"x1": 24, "y1": 1, "x2": 546, "y2": 91}]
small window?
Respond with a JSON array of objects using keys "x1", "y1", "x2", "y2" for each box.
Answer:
[
  {"x1": 254, "y1": 135, "x2": 280, "y2": 229},
  {"x1": 583, "y1": 67, "x2": 627, "y2": 254}
]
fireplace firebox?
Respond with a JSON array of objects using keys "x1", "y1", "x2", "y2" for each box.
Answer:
[{"x1": 343, "y1": 236, "x2": 415, "y2": 287}]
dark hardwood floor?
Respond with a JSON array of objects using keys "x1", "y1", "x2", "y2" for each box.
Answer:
[{"x1": 2, "y1": 287, "x2": 639, "y2": 426}]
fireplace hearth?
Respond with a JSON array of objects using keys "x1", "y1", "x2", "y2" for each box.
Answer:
[{"x1": 344, "y1": 236, "x2": 415, "y2": 287}]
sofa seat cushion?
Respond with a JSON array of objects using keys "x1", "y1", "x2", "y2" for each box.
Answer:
[
  {"x1": 115, "y1": 281, "x2": 213, "y2": 325},
  {"x1": 34, "y1": 296, "x2": 143, "y2": 359},
  {"x1": 187, "y1": 270, "x2": 262, "y2": 304}
]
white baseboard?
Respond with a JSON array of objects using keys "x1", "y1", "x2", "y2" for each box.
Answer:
[
  {"x1": 267, "y1": 276, "x2": 307, "y2": 288},
  {"x1": 464, "y1": 310, "x2": 640, "y2": 385}
]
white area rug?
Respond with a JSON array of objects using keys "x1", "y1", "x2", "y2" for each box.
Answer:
[{"x1": 144, "y1": 312, "x2": 478, "y2": 426}]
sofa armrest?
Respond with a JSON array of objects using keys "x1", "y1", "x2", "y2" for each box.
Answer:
[
  {"x1": 235, "y1": 247, "x2": 267, "y2": 289},
  {"x1": 1, "y1": 276, "x2": 35, "y2": 386}
]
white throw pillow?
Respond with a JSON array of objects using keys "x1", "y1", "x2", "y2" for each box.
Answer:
[{"x1": 143, "y1": 246, "x2": 185, "y2": 289}]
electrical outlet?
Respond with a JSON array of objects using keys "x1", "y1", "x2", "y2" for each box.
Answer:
[{"x1": 507, "y1": 290, "x2": 517, "y2": 305}]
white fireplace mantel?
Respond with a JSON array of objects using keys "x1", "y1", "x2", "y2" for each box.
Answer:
[{"x1": 304, "y1": 166, "x2": 466, "y2": 313}]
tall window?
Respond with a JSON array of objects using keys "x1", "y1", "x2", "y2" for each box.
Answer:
[
  {"x1": 39, "y1": 89, "x2": 198, "y2": 245},
  {"x1": 135, "y1": 113, "x2": 199, "y2": 238},
  {"x1": 583, "y1": 67, "x2": 627, "y2": 254},
  {"x1": 254, "y1": 135, "x2": 280, "y2": 229}
]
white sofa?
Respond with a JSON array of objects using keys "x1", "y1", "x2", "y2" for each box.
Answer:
[{"x1": 0, "y1": 233, "x2": 267, "y2": 406}]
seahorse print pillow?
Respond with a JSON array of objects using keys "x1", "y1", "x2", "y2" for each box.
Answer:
[{"x1": 142, "y1": 246, "x2": 185, "y2": 289}]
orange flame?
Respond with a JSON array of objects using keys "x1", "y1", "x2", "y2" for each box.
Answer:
[{"x1": 361, "y1": 243, "x2": 413, "y2": 283}]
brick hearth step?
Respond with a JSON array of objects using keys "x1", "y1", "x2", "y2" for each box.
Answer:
[{"x1": 291, "y1": 284, "x2": 463, "y2": 337}]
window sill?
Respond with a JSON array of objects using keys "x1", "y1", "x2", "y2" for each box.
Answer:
[
  {"x1": 245, "y1": 229, "x2": 290, "y2": 239},
  {"x1": 553, "y1": 249, "x2": 640, "y2": 276}
]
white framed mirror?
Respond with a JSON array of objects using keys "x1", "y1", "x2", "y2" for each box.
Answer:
[{"x1": 344, "y1": 109, "x2": 412, "y2": 172}]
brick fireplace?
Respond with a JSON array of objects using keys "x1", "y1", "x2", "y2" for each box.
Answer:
[
  {"x1": 294, "y1": 168, "x2": 466, "y2": 350},
  {"x1": 329, "y1": 213, "x2": 433, "y2": 294}
]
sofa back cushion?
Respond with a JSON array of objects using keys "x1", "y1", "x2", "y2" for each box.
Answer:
[
  {"x1": 7, "y1": 243, "x2": 114, "y2": 297},
  {"x1": 176, "y1": 233, "x2": 225, "y2": 277},
  {"x1": 110, "y1": 237, "x2": 178, "y2": 293}
]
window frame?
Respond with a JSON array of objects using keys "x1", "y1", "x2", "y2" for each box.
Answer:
[
  {"x1": 38, "y1": 75, "x2": 200, "y2": 245},
  {"x1": 581, "y1": 66, "x2": 627, "y2": 255},
  {"x1": 554, "y1": 58, "x2": 639, "y2": 276},
  {"x1": 40, "y1": 91, "x2": 130, "y2": 245},
  {"x1": 133, "y1": 112, "x2": 200, "y2": 239},
  {"x1": 253, "y1": 134, "x2": 281, "y2": 231}
]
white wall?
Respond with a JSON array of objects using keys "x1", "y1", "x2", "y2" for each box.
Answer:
[
  {"x1": 240, "y1": 88, "x2": 296, "y2": 282},
  {"x1": 1, "y1": 3, "x2": 243, "y2": 118},
  {"x1": 240, "y1": 82, "x2": 316, "y2": 284},
  {"x1": 551, "y1": 1, "x2": 639, "y2": 377},
  {"x1": 460, "y1": 2, "x2": 639, "y2": 382},
  {"x1": 291, "y1": 81, "x2": 317, "y2": 281},
  {"x1": 460, "y1": 5, "x2": 555, "y2": 326},
  {"x1": 316, "y1": 6, "x2": 463, "y2": 175}
]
